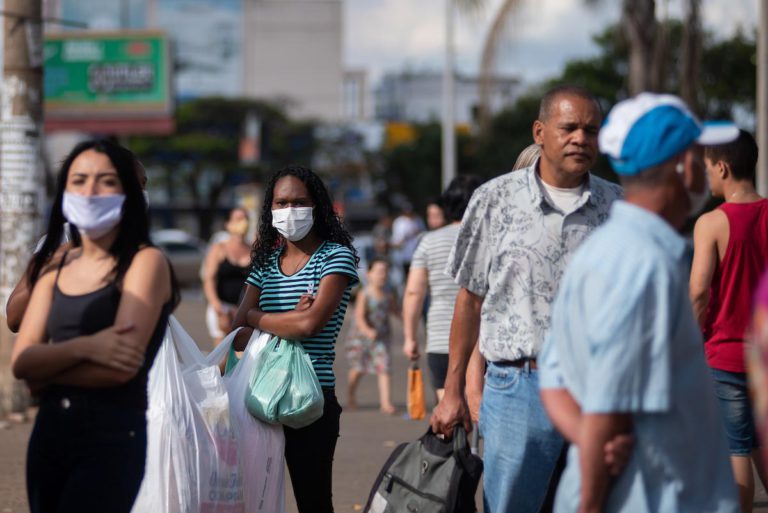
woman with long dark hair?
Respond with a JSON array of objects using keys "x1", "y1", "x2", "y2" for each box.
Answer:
[
  {"x1": 232, "y1": 165, "x2": 359, "y2": 513},
  {"x1": 11, "y1": 139, "x2": 179, "y2": 513}
]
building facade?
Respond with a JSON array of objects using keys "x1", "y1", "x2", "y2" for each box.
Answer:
[
  {"x1": 374, "y1": 70, "x2": 521, "y2": 125},
  {"x1": 50, "y1": 0, "x2": 344, "y2": 121}
]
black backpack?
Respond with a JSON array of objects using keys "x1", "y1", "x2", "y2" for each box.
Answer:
[{"x1": 363, "y1": 426, "x2": 483, "y2": 513}]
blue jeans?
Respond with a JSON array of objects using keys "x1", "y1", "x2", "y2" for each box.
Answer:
[
  {"x1": 480, "y1": 361, "x2": 565, "y2": 513},
  {"x1": 711, "y1": 368, "x2": 759, "y2": 456}
]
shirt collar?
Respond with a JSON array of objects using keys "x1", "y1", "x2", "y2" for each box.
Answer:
[
  {"x1": 525, "y1": 159, "x2": 595, "y2": 210},
  {"x1": 610, "y1": 201, "x2": 688, "y2": 259}
]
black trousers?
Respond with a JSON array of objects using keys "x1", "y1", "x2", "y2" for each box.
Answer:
[
  {"x1": 284, "y1": 388, "x2": 342, "y2": 513},
  {"x1": 27, "y1": 395, "x2": 147, "y2": 513}
]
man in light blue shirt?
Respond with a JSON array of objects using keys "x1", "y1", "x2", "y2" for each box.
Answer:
[{"x1": 539, "y1": 93, "x2": 740, "y2": 513}]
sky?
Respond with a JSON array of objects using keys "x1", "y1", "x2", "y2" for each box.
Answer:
[{"x1": 345, "y1": 0, "x2": 759, "y2": 86}]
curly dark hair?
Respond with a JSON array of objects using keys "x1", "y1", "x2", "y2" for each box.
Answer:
[{"x1": 251, "y1": 165, "x2": 358, "y2": 270}]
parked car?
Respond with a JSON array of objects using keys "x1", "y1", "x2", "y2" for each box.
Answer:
[{"x1": 152, "y1": 229, "x2": 206, "y2": 287}]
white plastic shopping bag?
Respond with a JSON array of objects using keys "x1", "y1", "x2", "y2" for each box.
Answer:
[
  {"x1": 224, "y1": 329, "x2": 286, "y2": 513},
  {"x1": 132, "y1": 317, "x2": 246, "y2": 513}
]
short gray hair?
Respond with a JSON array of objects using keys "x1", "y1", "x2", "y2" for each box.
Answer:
[{"x1": 538, "y1": 84, "x2": 602, "y2": 121}]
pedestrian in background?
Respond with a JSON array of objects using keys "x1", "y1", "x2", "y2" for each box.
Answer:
[
  {"x1": 232, "y1": 165, "x2": 359, "y2": 513},
  {"x1": 540, "y1": 93, "x2": 739, "y2": 513},
  {"x1": 371, "y1": 211, "x2": 393, "y2": 261},
  {"x1": 402, "y1": 175, "x2": 482, "y2": 402},
  {"x1": 346, "y1": 258, "x2": 399, "y2": 414},
  {"x1": 11, "y1": 139, "x2": 179, "y2": 513},
  {"x1": 431, "y1": 85, "x2": 622, "y2": 513},
  {"x1": 390, "y1": 202, "x2": 425, "y2": 280},
  {"x1": 425, "y1": 196, "x2": 447, "y2": 231},
  {"x1": 689, "y1": 129, "x2": 768, "y2": 512},
  {"x1": 202, "y1": 207, "x2": 252, "y2": 346}
]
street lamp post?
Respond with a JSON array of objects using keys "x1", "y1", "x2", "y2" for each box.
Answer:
[{"x1": 442, "y1": 0, "x2": 456, "y2": 191}]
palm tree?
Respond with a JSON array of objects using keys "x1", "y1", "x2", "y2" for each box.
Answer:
[
  {"x1": 477, "y1": 0, "x2": 522, "y2": 133},
  {"x1": 680, "y1": 0, "x2": 702, "y2": 113},
  {"x1": 473, "y1": 0, "x2": 704, "y2": 130}
]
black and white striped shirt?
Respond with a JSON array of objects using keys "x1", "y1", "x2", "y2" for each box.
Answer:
[{"x1": 411, "y1": 224, "x2": 461, "y2": 354}]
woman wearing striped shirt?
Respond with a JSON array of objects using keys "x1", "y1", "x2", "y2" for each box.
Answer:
[{"x1": 232, "y1": 165, "x2": 359, "y2": 513}]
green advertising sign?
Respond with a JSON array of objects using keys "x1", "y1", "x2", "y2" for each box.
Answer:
[{"x1": 44, "y1": 30, "x2": 171, "y2": 116}]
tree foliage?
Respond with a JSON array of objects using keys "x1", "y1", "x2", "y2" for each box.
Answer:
[
  {"x1": 383, "y1": 26, "x2": 756, "y2": 209},
  {"x1": 130, "y1": 97, "x2": 315, "y2": 238}
]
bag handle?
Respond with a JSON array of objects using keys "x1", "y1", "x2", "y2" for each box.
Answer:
[
  {"x1": 422, "y1": 424, "x2": 469, "y2": 452},
  {"x1": 452, "y1": 424, "x2": 481, "y2": 477},
  {"x1": 204, "y1": 327, "x2": 242, "y2": 367},
  {"x1": 452, "y1": 424, "x2": 468, "y2": 454},
  {"x1": 168, "y1": 315, "x2": 204, "y2": 366}
]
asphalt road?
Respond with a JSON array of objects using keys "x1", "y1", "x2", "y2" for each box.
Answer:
[{"x1": 1, "y1": 290, "x2": 767, "y2": 513}]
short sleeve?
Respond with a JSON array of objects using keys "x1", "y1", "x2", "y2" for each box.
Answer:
[
  {"x1": 538, "y1": 334, "x2": 565, "y2": 390},
  {"x1": 411, "y1": 236, "x2": 429, "y2": 270},
  {"x1": 320, "y1": 245, "x2": 359, "y2": 287},
  {"x1": 445, "y1": 188, "x2": 492, "y2": 296},
  {"x1": 246, "y1": 263, "x2": 263, "y2": 290},
  {"x1": 581, "y1": 264, "x2": 672, "y2": 414}
]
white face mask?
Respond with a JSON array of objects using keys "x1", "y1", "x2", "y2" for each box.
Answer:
[
  {"x1": 676, "y1": 162, "x2": 710, "y2": 216},
  {"x1": 271, "y1": 206, "x2": 314, "y2": 242},
  {"x1": 62, "y1": 192, "x2": 125, "y2": 240}
]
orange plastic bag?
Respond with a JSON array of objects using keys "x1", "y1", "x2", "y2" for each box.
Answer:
[{"x1": 407, "y1": 363, "x2": 426, "y2": 420}]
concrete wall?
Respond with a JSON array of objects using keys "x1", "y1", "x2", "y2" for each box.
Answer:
[{"x1": 243, "y1": 0, "x2": 343, "y2": 121}]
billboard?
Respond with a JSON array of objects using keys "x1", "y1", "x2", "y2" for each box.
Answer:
[{"x1": 44, "y1": 30, "x2": 174, "y2": 134}]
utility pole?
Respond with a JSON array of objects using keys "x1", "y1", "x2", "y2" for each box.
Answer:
[
  {"x1": 441, "y1": 0, "x2": 456, "y2": 191},
  {"x1": 758, "y1": 0, "x2": 768, "y2": 197},
  {"x1": 0, "y1": 0, "x2": 44, "y2": 419}
]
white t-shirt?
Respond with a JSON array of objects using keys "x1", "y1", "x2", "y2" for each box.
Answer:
[
  {"x1": 391, "y1": 215, "x2": 425, "y2": 264},
  {"x1": 537, "y1": 175, "x2": 585, "y2": 215}
]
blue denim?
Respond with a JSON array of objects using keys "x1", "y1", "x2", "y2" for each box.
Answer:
[
  {"x1": 711, "y1": 368, "x2": 759, "y2": 456},
  {"x1": 479, "y1": 361, "x2": 565, "y2": 513}
]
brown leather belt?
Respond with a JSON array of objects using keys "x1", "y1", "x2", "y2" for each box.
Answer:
[{"x1": 494, "y1": 358, "x2": 538, "y2": 370}]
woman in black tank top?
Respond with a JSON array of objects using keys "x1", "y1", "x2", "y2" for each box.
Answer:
[
  {"x1": 202, "y1": 207, "x2": 251, "y2": 345},
  {"x1": 11, "y1": 140, "x2": 179, "y2": 513}
]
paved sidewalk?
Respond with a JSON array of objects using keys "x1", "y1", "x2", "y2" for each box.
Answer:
[
  {"x1": 2, "y1": 291, "x2": 767, "y2": 512},
  {"x1": 0, "y1": 292, "x2": 436, "y2": 513}
]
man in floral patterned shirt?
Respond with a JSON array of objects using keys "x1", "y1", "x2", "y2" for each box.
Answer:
[{"x1": 431, "y1": 84, "x2": 622, "y2": 513}]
